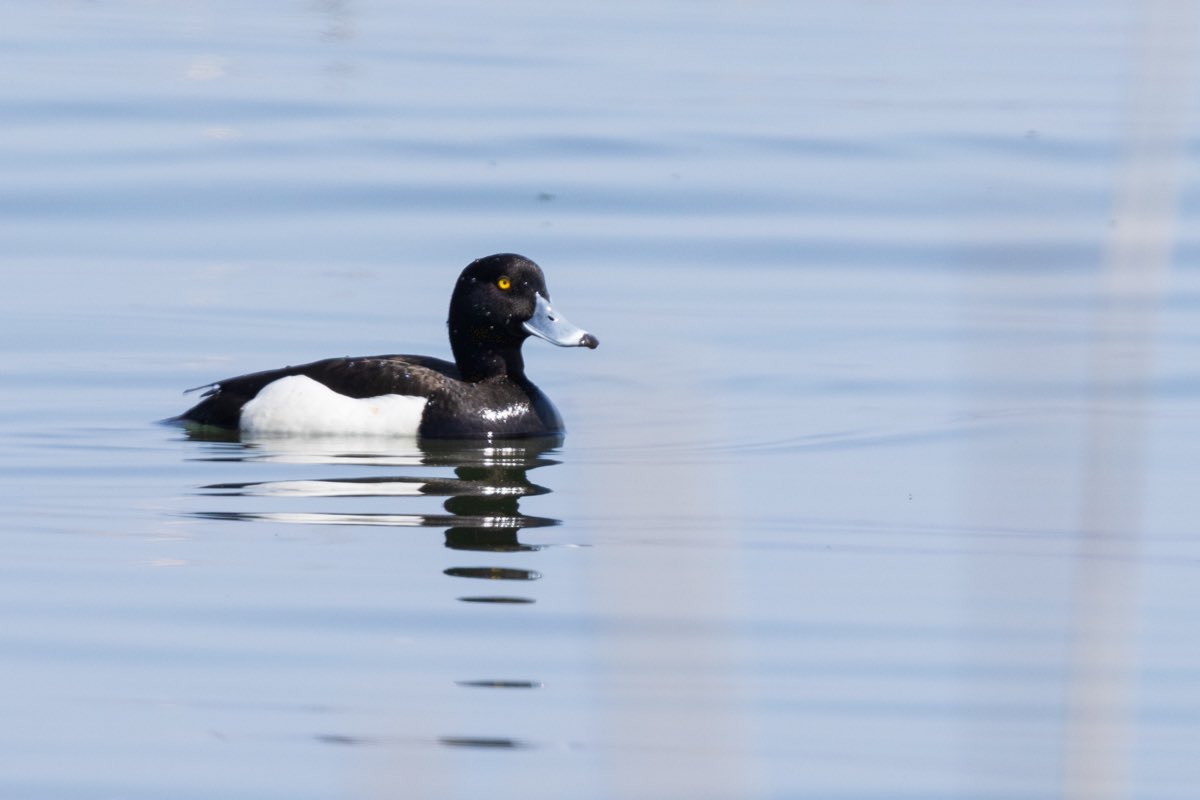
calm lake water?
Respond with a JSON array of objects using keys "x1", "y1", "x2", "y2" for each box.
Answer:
[{"x1": 4, "y1": 1, "x2": 1200, "y2": 798}]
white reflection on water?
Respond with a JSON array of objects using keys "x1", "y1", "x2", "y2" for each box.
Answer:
[
  {"x1": 206, "y1": 478, "x2": 430, "y2": 497},
  {"x1": 1063, "y1": 2, "x2": 1200, "y2": 798},
  {"x1": 586, "y1": 376, "x2": 753, "y2": 797},
  {"x1": 955, "y1": 2, "x2": 1200, "y2": 796}
]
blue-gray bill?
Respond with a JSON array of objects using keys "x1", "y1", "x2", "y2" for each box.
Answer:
[{"x1": 522, "y1": 292, "x2": 599, "y2": 349}]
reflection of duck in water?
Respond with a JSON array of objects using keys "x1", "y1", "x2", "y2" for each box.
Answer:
[
  {"x1": 431, "y1": 439, "x2": 559, "y2": 555},
  {"x1": 195, "y1": 436, "x2": 560, "y2": 563},
  {"x1": 432, "y1": 439, "x2": 559, "y2": 605},
  {"x1": 177, "y1": 254, "x2": 597, "y2": 439},
  {"x1": 194, "y1": 437, "x2": 557, "y2": 605}
]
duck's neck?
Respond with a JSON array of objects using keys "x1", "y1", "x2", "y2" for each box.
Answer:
[{"x1": 450, "y1": 327, "x2": 525, "y2": 383}]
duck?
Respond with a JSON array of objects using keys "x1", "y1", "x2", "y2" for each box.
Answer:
[{"x1": 177, "y1": 253, "x2": 598, "y2": 438}]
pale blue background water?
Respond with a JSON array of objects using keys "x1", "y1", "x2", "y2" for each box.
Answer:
[{"x1": 3, "y1": 1, "x2": 1200, "y2": 798}]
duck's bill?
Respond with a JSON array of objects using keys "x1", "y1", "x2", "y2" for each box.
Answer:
[{"x1": 523, "y1": 293, "x2": 599, "y2": 349}]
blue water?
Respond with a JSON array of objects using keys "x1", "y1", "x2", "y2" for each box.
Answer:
[{"x1": 3, "y1": 1, "x2": 1200, "y2": 798}]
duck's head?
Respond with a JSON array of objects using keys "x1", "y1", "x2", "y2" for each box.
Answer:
[{"x1": 448, "y1": 253, "x2": 598, "y2": 381}]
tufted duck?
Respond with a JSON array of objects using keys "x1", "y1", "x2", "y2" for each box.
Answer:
[{"x1": 177, "y1": 254, "x2": 598, "y2": 438}]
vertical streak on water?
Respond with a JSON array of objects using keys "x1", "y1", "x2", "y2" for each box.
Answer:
[
  {"x1": 1063, "y1": 2, "x2": 1199, "y2": 798},
  {"x1": 587, "y1": 414, "x2": 752, "y2": 798}
]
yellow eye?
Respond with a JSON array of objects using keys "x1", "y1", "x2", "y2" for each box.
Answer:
[{"x1": 497, "y1": 276, "x2": 512, "y2": 291}]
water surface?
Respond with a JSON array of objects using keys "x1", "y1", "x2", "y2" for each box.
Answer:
[{"x1": 3, "y1": 1, "x2": 1200, "y2": 798}]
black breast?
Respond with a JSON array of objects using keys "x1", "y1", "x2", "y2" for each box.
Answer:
[{"x1": 417, "y1": 375, "x2": 564, "y2": 438}]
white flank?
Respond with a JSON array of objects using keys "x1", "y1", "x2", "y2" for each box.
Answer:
[{"x1": 239, "y1": 375, "x2": 427, "y2": 436}]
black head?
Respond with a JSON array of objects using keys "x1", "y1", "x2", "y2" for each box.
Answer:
[{"x1": 448, "y1": 254, "x2": 598, "y2": 382}]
